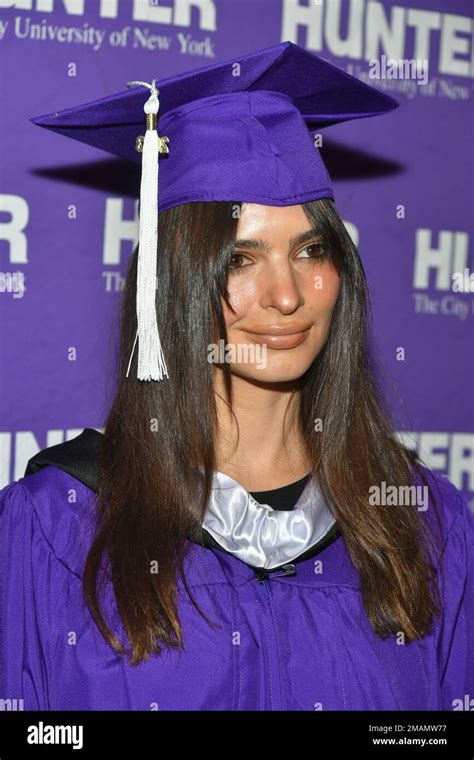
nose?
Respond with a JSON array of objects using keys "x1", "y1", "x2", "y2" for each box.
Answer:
[{"x1": 258, "y1": 259, "x2": 304, "y2": 314}]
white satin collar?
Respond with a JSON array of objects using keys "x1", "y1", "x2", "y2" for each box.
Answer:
[{"x1": 202, "y1": 470, "x2": 336, "y2": 570}]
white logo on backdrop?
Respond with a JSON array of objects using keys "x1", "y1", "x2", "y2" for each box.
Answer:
[
  {"x1": 413, "y1": 229, "x2": 473, "y2": 320},
  {"x1": 396, "y1": 430, "x2": 474, "y2": 512},
  {"x1": 282, "y1": 0, "x2": 472, "y2": 99},
  {"x1": 0, "y1": 1, "x2": 217, "y2": 55}
]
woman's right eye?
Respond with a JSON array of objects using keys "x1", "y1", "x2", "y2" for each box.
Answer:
[{"x1": 228, "y1": 253, "x2": 250, "y2": 271}]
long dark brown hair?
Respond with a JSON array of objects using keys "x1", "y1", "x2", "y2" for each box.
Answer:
[{"x1": 83, "y1": 199, "x2": 444, "y2": 665}]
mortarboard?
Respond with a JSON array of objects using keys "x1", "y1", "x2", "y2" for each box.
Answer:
[{"x1": 29, "y1": 40, "x2": 399, "y2": 383}]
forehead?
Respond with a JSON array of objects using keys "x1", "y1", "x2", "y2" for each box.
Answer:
[{"x1": 236, "y1": 203, "x2": 310, "y2": 236}]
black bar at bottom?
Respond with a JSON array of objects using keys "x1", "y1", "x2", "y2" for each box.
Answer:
[{"x1": 0, "y1": 709, "x2": 472, "y2": 757}]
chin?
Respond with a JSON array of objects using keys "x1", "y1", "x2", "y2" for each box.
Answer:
[{"x1": 230, "y1": 356, "x2": 316, "y2": 384}]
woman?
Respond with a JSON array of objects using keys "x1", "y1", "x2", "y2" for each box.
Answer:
[{"x1": 1, "y1": 42, "x2": 472, "y2": 711}]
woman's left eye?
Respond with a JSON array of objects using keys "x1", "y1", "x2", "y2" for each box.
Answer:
[{"x1": 296, "y1": 242, "x2": 328, "y2": 259}]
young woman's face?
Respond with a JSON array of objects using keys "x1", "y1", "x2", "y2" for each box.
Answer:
[{"x1": 219, "y1": 203, "x2": 341, "y2": 383}]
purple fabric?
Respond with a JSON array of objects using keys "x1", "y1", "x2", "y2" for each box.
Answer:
[
  {"x1": 0, "y1": 464, "x2": 472, "y2": 711},
  {"x1": 29, "y1": 40, "x2": 398, "y2": 213}
]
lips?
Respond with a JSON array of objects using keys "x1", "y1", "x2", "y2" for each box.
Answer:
[
  {"x1": 245, "y1": 326, "x2": 311, "y2": 349},
  {"x1": 246, "y1": 324, "x2": 312, "y2": 336}
]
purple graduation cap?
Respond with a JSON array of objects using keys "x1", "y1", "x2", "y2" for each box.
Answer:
[{"x1": 29, "y1": 40, "x2": 399, "y2": 383}]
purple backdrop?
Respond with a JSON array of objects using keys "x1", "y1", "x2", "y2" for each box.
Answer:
[{"x1": 0, "y1": 0, "x2": 473, "y2": 509}]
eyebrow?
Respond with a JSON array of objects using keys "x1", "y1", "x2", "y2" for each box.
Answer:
[{"x1": 232, "y1": 229, "x2": 322, "y2": 252}]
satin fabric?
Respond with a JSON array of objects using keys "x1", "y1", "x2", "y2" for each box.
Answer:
[
  {"x1": 0, "y1": 464, "x2": 473, "y2": 711},
  {"x1": 205, "y1": 469, "x2": 336, "y2": 570}
]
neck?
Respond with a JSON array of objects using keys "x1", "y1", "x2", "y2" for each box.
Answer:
[{"x1": 213, "y1": 371, "x2": 312, "y2": 491}]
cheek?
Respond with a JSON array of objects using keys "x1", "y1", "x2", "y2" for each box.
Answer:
[
  {"x1": 307, "y1": 269, "x2": 340, "y2": 314},
  {"x1": 222, "y1": 280, "x2": 256, "y2": 323}
]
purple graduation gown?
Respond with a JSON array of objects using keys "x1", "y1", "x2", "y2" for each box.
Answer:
[{"x1": 1, "y1": 457, "x2": 473, "y2": 711}]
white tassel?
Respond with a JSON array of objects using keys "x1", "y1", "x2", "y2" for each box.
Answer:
[{"x1": 125, "y1": 79, "x2": 169, "y2": 382}]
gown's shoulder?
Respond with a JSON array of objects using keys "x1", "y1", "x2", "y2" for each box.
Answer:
[
  {"x1": 0, "y1": 427, "x2": 103, "y2": 578},
  {"x1": 0, "y1": 465, "x2": 98, "y2": 580}
]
